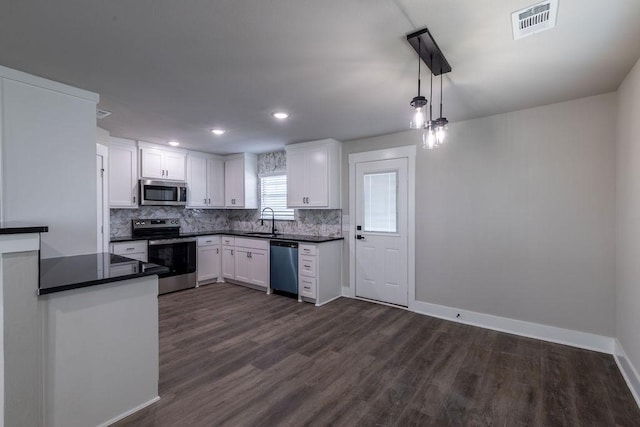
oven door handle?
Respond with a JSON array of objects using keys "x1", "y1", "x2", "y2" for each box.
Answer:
[{"x1": 148, "y1": 238, "x2": 197, "y2": 246}]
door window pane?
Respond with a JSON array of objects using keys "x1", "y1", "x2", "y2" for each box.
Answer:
[{"x1": 363, "y1": 171, "x2": 397, "y2": 233}]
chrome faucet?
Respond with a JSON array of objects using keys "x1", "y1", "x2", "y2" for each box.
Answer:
[{"x1": 261, "y1": 207, "x2": 277, "y2": 235}]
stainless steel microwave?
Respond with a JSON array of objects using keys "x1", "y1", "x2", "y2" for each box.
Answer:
[{"x1": 139, "y1": 180, "x2": 187, "y2": 206}]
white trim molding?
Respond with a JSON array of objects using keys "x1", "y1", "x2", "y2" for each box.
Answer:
[
  {"x1": 614, "y1": 340, "x2": 640, "y2": 408},
  {"x1": 96, "y1": 396, "x2": 160, "y2": 427},
  {"x1": 412, "y1": 299, "x2": 614, "y2": 354}
]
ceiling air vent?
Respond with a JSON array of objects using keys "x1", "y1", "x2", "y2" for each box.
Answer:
[
  {"x1": 512, "y1": 0, "x2": 558, "y2": 40},
  {"x1": 96, "y1": 109, "x2": 112, "y2": 120}
]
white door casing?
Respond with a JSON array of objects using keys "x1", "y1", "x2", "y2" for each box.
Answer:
[{"x1": 348, "y1": 146, "x2": 416, "y2": 309}]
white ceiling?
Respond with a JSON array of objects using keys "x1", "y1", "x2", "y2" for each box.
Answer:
[{"x1": 1, "y1": 0, "x2": 639, "y2": 154}]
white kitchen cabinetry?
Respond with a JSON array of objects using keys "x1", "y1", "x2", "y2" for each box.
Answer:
[
  {"x1": 286, "y1": 139, "x2": 341, "y2": 209},
  {"x1": 222, "y1": 237, "x2": 269, "y2": 290},
  {"x1": 233, "y1": 238, "x2": 269, "y2": 289},
  {"x1": 197, "y1": 236, "x2": 221, "y2": 285},
  {"x1": 187, "y1": 152, "x2": 224, "y2": 208},
  {"x1": 139, "y1": 142, "x2": 187, "y2": 181},
  {"x1": 298, "y1": 240, "x2": 342, "y2": 306},
  {"x1": 110, "y1": 240, "x2": 148, "y2": 262},
  {"x1": 222, "y1": 236, "x2": 236, "y2": 280},
  {"x1": 224, "y1": 153, "x2": 257, "y2": 208},
  {"x1": 108, "y1": 137, "x2": 139, "y2": 208}
]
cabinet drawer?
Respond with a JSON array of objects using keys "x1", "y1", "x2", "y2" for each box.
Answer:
[
  {"x1": 111, "y1": 241, "x2": 147, "y2": 256},
  {"x1": 298, "y1": 255, "x2": 317, "y2": 278},
  {"x1": 221, "y1": 236, "x2": 235, "y2": 246},
  {"x1": 234, "y1": 237, "x2": 269, "y2": 251},
  {"x1": 197, "y1": 235, "x2": 220, "y2": 247},
  {"x1": 299, "y1": 244, "x2": 317, "y2": 256},
  {"x1": 299, "y1": 276, "x2": 316, "y2": 299}
]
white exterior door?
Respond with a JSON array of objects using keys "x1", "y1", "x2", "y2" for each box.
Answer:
[{"x1": 354, "y1": 158, "x2": 408, "y2": 306}]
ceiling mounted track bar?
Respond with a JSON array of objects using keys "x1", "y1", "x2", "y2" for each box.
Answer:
[{"x1": 406, "y1": 27, "x2": 451, "y2": 76}]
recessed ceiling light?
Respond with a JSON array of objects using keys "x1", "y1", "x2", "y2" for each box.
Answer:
[
  {"x1": 272, "y1": 112, "x2": 289, "y2": 120},
  {"x1": 211, "y1": 129, "x2": 226, "y2": 135},
  {"x1": 168, "y1": 141, "x2": 180, "y2": 147}
]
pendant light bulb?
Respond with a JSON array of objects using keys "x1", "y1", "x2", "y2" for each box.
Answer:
[{"x1": 423, "y1": 126, "x2": 436, "y2": 150}]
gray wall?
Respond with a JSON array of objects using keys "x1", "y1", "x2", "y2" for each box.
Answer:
[
  {"x1": 342, "y1": 92, "x2": 617, "y2": 336},
  {"x1": 2, "y1": 77, "x2": 97, "y2": 258},
  {"x1": 616, "y1": 58, "x2": 640, "y2": 376}
]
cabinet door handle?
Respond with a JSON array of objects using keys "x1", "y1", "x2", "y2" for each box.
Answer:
[
  {"x1": 304, "y1": 264, "x2": 310, "y2": 268},
  {"x1": 204, "y1": 198, "x2": 207, "y2": 204},
  {"x1": 216, "y1": 248, "x2": 219, "y2": 254},
  {"x1": 126, "y1": 247, "x2": 135, "y2": 251},
  {"x1": 133, "y1": 196, "x2": 136, "y2": 203},
  {"x1": 166, "y1": 170, "x2": 169, "y2": 177},
  {"x1": 231, "y1": 249, "x2": 234, "y2": 256},
  {"x1": 208, "y1": 198, "x2": 211, "y2": 204}
]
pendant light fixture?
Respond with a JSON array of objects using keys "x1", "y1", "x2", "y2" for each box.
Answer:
[
  {"x1": 406, "y1": 27, "x2": 452, "y2": 149},
  {"x1": 409, "y1": 38, "x2": 428, "y2": 129},
  {"x1": 433, "y1": 72, "x2": 448, "y2": 146}
]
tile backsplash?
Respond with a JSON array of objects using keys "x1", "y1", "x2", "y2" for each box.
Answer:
[{"x1": 110, "y1": 208, "x2": 342, "y2": 238}]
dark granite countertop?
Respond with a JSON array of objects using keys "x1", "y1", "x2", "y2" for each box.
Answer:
[
  {"x1": 110, "y1": 230, "x2": 344, "y2": 243},
  {"x1": 0, "y1": 222, "x2": 48, "y2": 235},
  {"x1": 39, "y1": 253, "x2": 169, "y2": 295}
]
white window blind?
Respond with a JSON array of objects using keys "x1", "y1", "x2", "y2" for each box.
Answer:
[
  {"x1": 260, "y1": 175, "x2": 294, "y2": 220},
  {"x1": 363, "y1": 171, "x2": 397, "y2": 233}
]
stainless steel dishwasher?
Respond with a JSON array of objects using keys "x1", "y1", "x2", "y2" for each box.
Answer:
[{"x1": 269, "y1": 240, "x2": 298, "y2": 297}]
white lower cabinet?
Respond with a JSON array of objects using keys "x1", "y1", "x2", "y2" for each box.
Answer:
[
  {"x1": 298, "y1": 240, "x2": 342, "y2": 306},
  {"x1": 221, "y1": 237, "x2": 269, "y2": 290},
  {"x1": 233, "y1": 238, "x2": 269, "y2": 289},
  {"x1": 110, "y1": 240, "x2": 148, "y2": 262},
  {"x1": 197, "y1": 236, "x2": 221, "y2": 285}
]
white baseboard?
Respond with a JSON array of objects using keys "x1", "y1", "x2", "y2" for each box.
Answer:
[
  {"x1": 614, "y1": 340, "x2": 640, "y2": 408},
  {"x1": 97, "y1": 396, "x2": 160, "y2": 427},
  {"x1": 410, "y1": 300, "x2": 614, "y2": 354}
]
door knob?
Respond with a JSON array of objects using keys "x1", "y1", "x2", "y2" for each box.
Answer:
[{"x1": 356, "y1": 235, "x2": 365, "y2": 240}]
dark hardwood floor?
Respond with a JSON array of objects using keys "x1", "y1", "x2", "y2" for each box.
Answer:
[{"x1": 114, "y1": 283, "x2": 640, "y2": 426}]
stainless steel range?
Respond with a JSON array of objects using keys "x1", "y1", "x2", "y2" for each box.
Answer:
[{"x1": 132, "y1": 218, "x2": 196, "y2": 294}]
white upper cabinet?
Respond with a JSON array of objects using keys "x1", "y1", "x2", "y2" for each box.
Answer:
[
  {"x1": 286, "y1": 139, "x2": 342, "y2": 209},
  {"x1": 139, "y1": 142, "x2": 186, "y2": 181},
  {"x1": 186, "y1": 152, "x2": 224, "y2": 208},
  {"x1": 224, "y1": 153, "x2": 257, "y2": 208},
  {"x1": 108, "y1": 137, "x2": 138, "y2": 208}
]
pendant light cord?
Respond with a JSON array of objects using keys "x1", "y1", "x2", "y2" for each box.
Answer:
[
  {"x1": 417, "y1": 39, "x2": 421, "y2": 97},
  {"x1": 429, "y1": 55, "x2": 433, "y2": 122},
  {"x1": 440, "y1": 73, "x2": 443, "y2": 118}
]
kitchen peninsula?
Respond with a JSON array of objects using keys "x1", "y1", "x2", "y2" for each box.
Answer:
[{"x1": 38, "y1": 253, "x2": 168, "y2": 427}]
